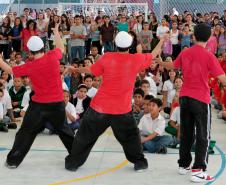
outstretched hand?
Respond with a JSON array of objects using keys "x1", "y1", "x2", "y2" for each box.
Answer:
[
  {"x1": 52, "y1": 21, "x2": 61, "y2": 33},
  {"x1": 64, "y1": 66, "x2": 79, "y2": 75}
]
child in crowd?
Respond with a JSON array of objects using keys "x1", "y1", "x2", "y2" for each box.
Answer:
[
  {"x1": 84, "y1": 57, "x2": 93, "y2": 67},
  {"x1": 162, "y1": 69, "x2": 176, "y2": 115},
  {"x1": 67, "y1": 58, "x2": 83, "y2": 96},
  {"x1": 0, "y1": 82, "x2": 17, "y2": 129},
  {"x1": 64, "y1": 90, "x2": 80, "y2": 131},
  {"x1": 138, "y1": 98, "x2": 173, "y2": 154},
  {"x1": 179, "y1": 24, "x2": 193, "y2": 49},
  {"x1": 142, "y1": 94, "x2": 154, "y2": 115},
  {"x1": 15, "y1": 52, "x2": 25, "y2": 66},
  {"x1": 72, "y1": 84, "x2": 91, "y2": 119},
  {"x1": 92, "y1": 76, "x2": 102, "y2": 89},
  {"x1": 139, "y1": 22, "x2": 152, "y2": 53},
  {"x1": 162, "y1": 32, "x2": 173, "y2": 57},
  {"x1": 90, "y1": 46, "x2": 101, "y2": 62},
  {"x1": 9, "y1": 77, "x2": 27, "y2": 117},
  {"x1": 138, "y1": 69, "x2": 157, "y2": 97},
  {"x1": 132, "y1": 88, "x2": 144, "y2": 125},
  {"x1": 1, "y1": 70, "x2": 13, "y2": 90},
  {"x1": 206, "y1": 29, "x2": 218, "y2": 55},
  {"x1": 0, "y1": 89, "x2": 7, "y2": 132},
  {"x1": 83, "y1": 74, "x2": 98, "y2": 98},
  {"x1": 218, "y1": 26, "x2": 226, "y2": 55},
  {"x1": 165, "y1": 106, "x2": 181, "y2": 144}
]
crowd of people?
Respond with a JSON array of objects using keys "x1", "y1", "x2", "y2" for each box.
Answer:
[{"x1": 0, "y1": 6, "x2": 226, "y2": 183}]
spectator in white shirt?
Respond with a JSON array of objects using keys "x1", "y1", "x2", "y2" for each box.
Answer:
[
  {"x1": 138, "y1": 98, "x2": 173, "y2": 153},
  {"x1": 84, "y1": 74, "x2": 98, "y2": 98},
  {"x1": 15, "y1": 53, "x2": 25, "y2": 66},
  {"x1": 64, "y1": 90, "x2": 80, "y2": 131},
  {"x1": 162, "y1": 69, "x2": 176, "y2": 114},
  {"x1": 156, "y1": 18, "x2": 169, "y2": 39},
  {"x1": 165, "y1": 106, "x2": 181, "y2": 141}
]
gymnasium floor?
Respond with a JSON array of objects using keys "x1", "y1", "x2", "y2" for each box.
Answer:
[{"x1": 0, "y1": 108, "x2": 225, "y2": 185}]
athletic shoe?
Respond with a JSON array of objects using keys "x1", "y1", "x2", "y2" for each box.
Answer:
[
  {"x1": 2, "y1": 125, "x2": 8, "y2": 132},
  {"x1": 190, "y1": 169, "x2": 214, "y2": 183},
  {"x1": 134, "y1": 158, "x2": 148, "y2": 172},
  {"x1": 5, "y1": 162, "x2": 17, "y2": 169},
  {"x1": 157, "y1": 147, "x2": 167, "y2": 154},
  {"x1": 178, "y1": 167, "x2": 191, "y2": 175},
  {"x1": 7, "y1": 123, "x2": 17, "y2": 129}
]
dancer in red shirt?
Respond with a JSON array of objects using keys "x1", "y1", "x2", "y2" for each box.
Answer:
[
  {"x1": 65, "y1": 31, "x2": 165, "y2": 172},
  {"x1": 158, "y1": 23, "x2": 226, "y2": 183},
  {"x1": 0, "y1": 23, "x2": 74, "y2": 169}
]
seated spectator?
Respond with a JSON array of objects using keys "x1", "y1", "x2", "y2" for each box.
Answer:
[
  {"x1": 64, "y1": 90, "x2": 80, "y2": 131},
  {"x1": 84, "y1": 57, "x2": 93, "y2": 67},
  {"x1": 162, "y1": 69, "x2": 176, "y2": 115},
  {"x1": 142, "y1": 94, "x2": 154, "y2": 116},
  {"x1": 139, "y1": 98, "x2": 173, "y2": 154},
  {"x1": 15, "y1": 52, "x2": 25, "y2": 66},
  {"x1": 90, "y1": 46, "x2": 101, "y2": 62},
  {"x1": 9, "y1": 77, "x2": 27, "y2": 117},
  {"x1": 132, "y1": 88, "x2": 145, "y2": 125},
  {"x1": 0, "y1": 89, "x2": 7, "y2": 132},
  {"x1": 72, "y1": 84, "x2": 91, "y2": 119},
  {"x1": 1, "y1": 70, "x2": 13, "y2": 90},
  {"x1": 165, "y1": 106, "x2": 181, "y2": 142},
  {"x1": 0, "y1": 82, "x2": 17, "y2": 129},
  {"x1": 66, "y1": 58, "x2": 83, "y2": 96},
  {"x1": 92, "y1": 76, "x2": 102, "y2": 89},
  {"x1": 138, "y1": 69, "x2": 157, "y2": 97},
  {"x1": 84, "y1": 74, "x2": 98, "y2": 98}
]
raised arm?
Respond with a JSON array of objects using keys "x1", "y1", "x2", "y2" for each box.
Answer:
[
  {"x1": 64, "y1": 66, "x2": 92, "y2": 75},
  {"x1": 0, "y1": 55, "x2": 13, "y2": 74},
  {"x1": 53, "y1": 23, "x2": 64, "y2": 53},
  {"x1": 156, "y1": 56, "x2": 174, "y2": 70}
]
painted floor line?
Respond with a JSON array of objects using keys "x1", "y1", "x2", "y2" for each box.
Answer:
[
  {"x1": 205, "y1": 145, "x2": 226, "y2": 185},
  {"x1": 48, "y1": 160, "x2": 129, "y2": 185},
  {"x1": 0, "y1": 147, "x2": 224, "y2": 156}
]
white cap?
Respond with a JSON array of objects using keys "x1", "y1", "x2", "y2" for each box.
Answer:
[
  {"x1": 27, "y1": 36, "x2": 44, "y2": 52},
  {"x1": 115, "y1": 31, "x2": 133, "y2": 48}
]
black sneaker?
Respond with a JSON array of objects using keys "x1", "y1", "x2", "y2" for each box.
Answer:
[
  {"x1": 8, "y1": 123, "x2": 17, "y2": 129},
  {"x1": 158, "y1": 147, "x2": 167, "y2": 154},
  {"x1": 5, "y1": 162, "x2": 17, "y2": 169},
  {"x1": 134, "y1": 158, "x2": 148, "y2": 172},
  {"x1": 2, "y1": 125, "x2": 8, "y2": 132}
]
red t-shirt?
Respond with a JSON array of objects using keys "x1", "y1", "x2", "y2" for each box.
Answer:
[
  {"x1": 21, "y1": 28, "x2": 37, "y2": 51},
  {"x1": 90, "y1": 52, "x2": 152, "y2": 114},
  {"x1": 12, "y1": 48, "x2": 64, "y2": 103},
  {"x1": 173, "y1": 45, "x2": 224, "y2": 104}
]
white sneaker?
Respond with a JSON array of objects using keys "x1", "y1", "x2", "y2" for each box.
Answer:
[
  {"x1": 179, "y1": 167, "x2": 191, "y2": 175},
  {"x1": 190, "y1": 169, "x2": 215, "y2": 183}
]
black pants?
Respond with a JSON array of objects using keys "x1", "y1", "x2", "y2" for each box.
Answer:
[
  {"x1": 12, "y1": 40, "x2": 21, "y2": 52},
  {"x1": 0, "y1": 44, "x2": 11, "y2": 59},
  {"x1": 7, "y1": 101, "x2": 74, "y2": 167},
  {"x1": 178, "y1": 97, "x2": 211, "y2": 171},
  {"x1": 85, "y1": 38, "x2": 92, "y2": 57},
  {"x1": 65, "y1": 108, "x2": 146, "y2": 169},
  {"x1": 172, "y1": 44, "x2": 181, "y2": 59}
]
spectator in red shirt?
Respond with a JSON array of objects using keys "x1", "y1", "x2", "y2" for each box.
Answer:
[
  {"x1": 157, "y1": 23, "x2": 226, "y2": 183},
  {"x1": 21, "y1": 20, "x2": 37, "y2": 58},
  {"x1": 0, "y1": 23, "x2": 74, "y2": 169},
  {"x1": 64, "y1": 31, "x2": 165, "y2": 172}
]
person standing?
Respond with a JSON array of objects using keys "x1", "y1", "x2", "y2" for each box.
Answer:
[
  {"x1": 0, "y1": 23, "x2": 74, "y2": 169},
  {"x1": 157, "y1": 23, "x2": 226, "y2": 183},
  {"x1": 64, "y1": 31, "x2": 165, "y2": 172}
]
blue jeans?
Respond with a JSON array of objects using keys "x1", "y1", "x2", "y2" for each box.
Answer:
[
  {"x1": 143, "y1": 135, "x2": 173, "y2": 153},
  {"x1": 71, "y1": 46, "x2": 85, "y2": 60},
  {"x1": 103, "y1": 41, "x2": 113, "y2": 53}
]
